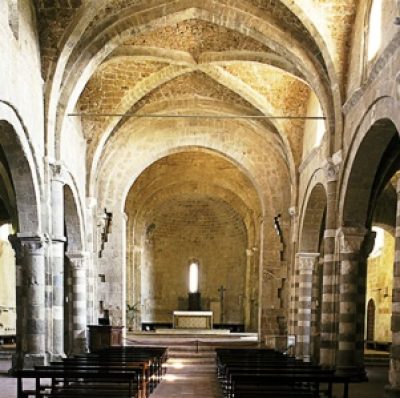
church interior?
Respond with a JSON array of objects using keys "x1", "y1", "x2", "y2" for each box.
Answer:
[{"x1": 1, "y1": 0, "x2": 400, "y2": 397}]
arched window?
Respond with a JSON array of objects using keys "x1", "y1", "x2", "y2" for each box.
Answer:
[
  {"x1": 189, "y1": 261, "x2": 199, "y2": 293},
  {"x1": 367, "y1": 0, "x2": 382, "y2": 61}
]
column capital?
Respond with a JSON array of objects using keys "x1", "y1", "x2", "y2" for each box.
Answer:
[
  {"x1": 66, "y1": 251, "x2": 89, "y2": 270},
  {"x1": 49, "y1": 162, "x2": 67, "y2": 184},
  {"x1": 14, "y1": 234, "x2": 48, "y2": 255},
  {"x1": 323, "y1": 158, "x2": 339, "y2": 182},
  {"x1": 296, "y1": 252, "x2": 319, "y2": 270},
  {"x1": 338, "y1": 227, "x2": 375, "y2": 258}
]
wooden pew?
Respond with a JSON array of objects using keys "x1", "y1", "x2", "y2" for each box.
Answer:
[
  {"x1": 215, "y1": 348, "x2": 367, "y2": 398},
  {"x1": 14, "y1": 346, "x2": 168, "y2": 398}
]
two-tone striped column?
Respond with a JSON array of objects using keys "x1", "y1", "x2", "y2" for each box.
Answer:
[
  {"x1": 67, "y1": 252, "x2": 88, "y2": 354},
  {"x1": 296, "y1": 253, "x2": 319, "y2": 362},
  {"x1": 336, "y1": 227, "x2": 368, "y2": 372},
  {"x1": 320, "y1": 161, "x2": 338, "y2": 367},
  {"x1": 386, "y1": 171, "x2": 400, "y2": 397},
  {"x1": 50, "y1": 163, "x2": 66, "y2": 360},
  {"x1": 288, "y1": 259, "x2": 299, "y2": 339}
]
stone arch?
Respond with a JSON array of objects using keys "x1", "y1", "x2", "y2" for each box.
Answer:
[
  {"x1": 0, "y1": 104, "x2": 41, "y2": 233},
  {"x1": 54, "y1": 1, "x2": 336, "y2": 161},
  {"x1": 340, "y1": 96, "x2": 400, "y2": 228},
  {"x1": 299, "y1": 183, "x2": 327, "y2": 253},
  {"x1": 64, "y1": 183, "x2": 84, "y2": 254},
  {"x1": 342, "y1": 118, "x2": 399, "y2": 229},
  {"x1": 295, "y1": 181, "x2": 327, "y2": 362}
]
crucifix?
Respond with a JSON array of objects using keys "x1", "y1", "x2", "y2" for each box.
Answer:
[{"x1": 218, "y1": 285, "x2": 226, "y2": 324}]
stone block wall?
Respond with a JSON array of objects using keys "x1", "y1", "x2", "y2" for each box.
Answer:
[
  {"x1": 366, "y1": 228, "x2": 395, "y2": 342},
  {"x1": 141, "y1": 197, "x2": 247, "y2": 324}
]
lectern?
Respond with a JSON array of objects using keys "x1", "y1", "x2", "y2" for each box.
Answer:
[{"x1": 88, "y1": 325, "x2": 123, "y2": 352}]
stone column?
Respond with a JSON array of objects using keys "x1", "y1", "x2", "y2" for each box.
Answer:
[
  {"x1": 9, "y1": 235, "x2": 24, "y2": 369},
  {"x1": 66, "y1": 252, "x2": 88, "y2": 354},
  {"x1": 320, "y1": 158, "x2": 339, "y2": 367},
  {"x1": 17, "y1": 235, "x2": 47, "y2": 368},
  {"x1": 50, "y1": 163, "x2": 66, "y2": 360},
  {"x1": 336, "y1": 227, "x2": 373, "y2": 373},
  {"x1": 295, "y1": 253, "x2": 319, "y2": 362},
  {"x1": 386, "y1": 171, "x2": 400, "y2": 397}
]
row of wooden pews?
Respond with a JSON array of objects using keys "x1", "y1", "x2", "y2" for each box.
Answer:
[
  {"x1": 14, "y1": 345, "x2": 168, "y2": 398},
  {"x1": 216, "y1": 348, "x2": 367, "y2": 398}
]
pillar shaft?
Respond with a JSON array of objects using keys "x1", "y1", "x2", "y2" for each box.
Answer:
[
  {"x1": 12, "y1": 236, "x2": 48, "y2": 368},
  {"x1": 67, "y1": 253, "x2": 88, "y2": 354},
  {"x1": 295, "y1": 253, "x2": 319, "y2": 362},
  {"x1": 320, "y1": 163, "x2": 338, "y2": 367},
  {"x1": 50, "y1": 164, "x2": 66, "y2": 359},
  {"x1": 336, "y1": 227, "x2": 372, "y2": 371}
]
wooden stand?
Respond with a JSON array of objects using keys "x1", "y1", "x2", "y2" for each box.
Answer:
[{"x1": 88, "y1": 325, "x2": 124, "y2": 352}]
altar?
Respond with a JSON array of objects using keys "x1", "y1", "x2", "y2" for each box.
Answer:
[{"x1": 173, "y1": 310, "x2": 213, "y2": 329}]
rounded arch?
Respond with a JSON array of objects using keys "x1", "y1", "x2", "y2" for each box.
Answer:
[
  {"x1": 299, "y1": 183, "x2": 327, "y2": 253},
  {"x1": 340, "y1": 96, "x2": 400, "y2": 228},
  {"x1": 341, "y1": 132, "x2": 399, "y2": 230},
  {"x1": 0, "y1": 103, "x2": 41, "y2": 233},
  {"x1": 119, "y1": 145, "x2": 267, "y2": 217}
]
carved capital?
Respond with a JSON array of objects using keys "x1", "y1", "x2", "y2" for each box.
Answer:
[
  {"x1": 338, "y1": 227, "x2": 368, "y2": 255},
  {"x1": 66, "y1": 251, "x2": 89, "y2": 270},
  {"x1": 17, "y1": 234, "x2": 47, "y2": 256},
  {"x1": 296, "y1": 252, "x2": 319, "y2": 271},
  {"x1": 49, "y1": 162, "x2": 67, "y2": 184},
  {"x1": 288, "y1": 206, "x2": 297, "y2": 218},
  {"x1": 324, "y1": 158, "x2": 339, "y2": 182}
]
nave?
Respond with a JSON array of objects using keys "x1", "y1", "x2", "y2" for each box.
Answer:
[{"x1": 0, "y1": 337, "x2": 389, "y2": 398}]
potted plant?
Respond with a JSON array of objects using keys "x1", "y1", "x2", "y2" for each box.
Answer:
[{"x1": 126, "y1": 303, "x2": 140, "y2": 331}]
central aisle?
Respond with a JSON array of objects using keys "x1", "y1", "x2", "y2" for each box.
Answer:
[{"x1": 152, "y1": 355, "x2": 224, "y2": 398}]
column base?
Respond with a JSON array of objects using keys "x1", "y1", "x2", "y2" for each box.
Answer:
[
  {"x1": 385, "y1": 385, "x2": 400, "y2": 397},
  {"x1": 22, "y1": 353, "x2": 47, "y2": 369},
  {"x1": 50, "y1": 352, "x2": 66, "y2": 362}
]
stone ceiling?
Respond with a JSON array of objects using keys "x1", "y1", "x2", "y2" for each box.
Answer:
[{"x1": 33, "y1": 0, "x2": 358, "y2": 212}]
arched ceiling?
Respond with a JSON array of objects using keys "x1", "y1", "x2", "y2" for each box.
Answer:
[
  {"x1": 125, "y1": 151, "x2": 262, "y2": 243},
  {"x1": 33, "y1": 0, "x2": 358, "y2": 213}
]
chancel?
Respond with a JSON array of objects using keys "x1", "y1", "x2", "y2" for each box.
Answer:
[{"x1": 1, "y1": 1, "x2": 400, "y2": 398}]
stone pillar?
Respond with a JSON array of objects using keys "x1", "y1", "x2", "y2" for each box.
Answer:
[
  {"x1": 13, "y1": 235, "x2": 47, "y2": 368},
  {"x1": 295, "y1": 253, "x2": 319, "y2": 362},
  {"x1": 386, "y1": 171, "x2": 400, "y2": 397},
  {"x1": 50, "y1": 163, "x2": 66, "y2": 360},
  {"x1": 9, "y1": 235, "x2": 24, "y2": 369},
  {"x1": 320, "y1": 159, "x2": 339, "y2": 367},
  {"x1": 66, "y1": 252, "x2": 88, "y2": 354},
  {"x1": 336, "y1": 227, "x2": 373, "y2": 373},
  {"x1": 244, "y1": 248, "x2": 254, "y2": 331},
  {"x1": 86, "y1": 197, "x2": 97, "y2": 325}
]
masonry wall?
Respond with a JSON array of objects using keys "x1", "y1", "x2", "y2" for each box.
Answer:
[
  {"x1": 366, "y1": 229, "x2": 394, "y2": 343},
  {"x1": 0, "y1": 0, "x2": 44, "y2": 161},
  {"x1": 141, "y1": 198, "x2": 247, "y2": 324}
]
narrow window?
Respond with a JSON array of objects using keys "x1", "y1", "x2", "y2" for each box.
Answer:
[{"x1": 189, "y1": 262, "x2": 199, "y2": 293}]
